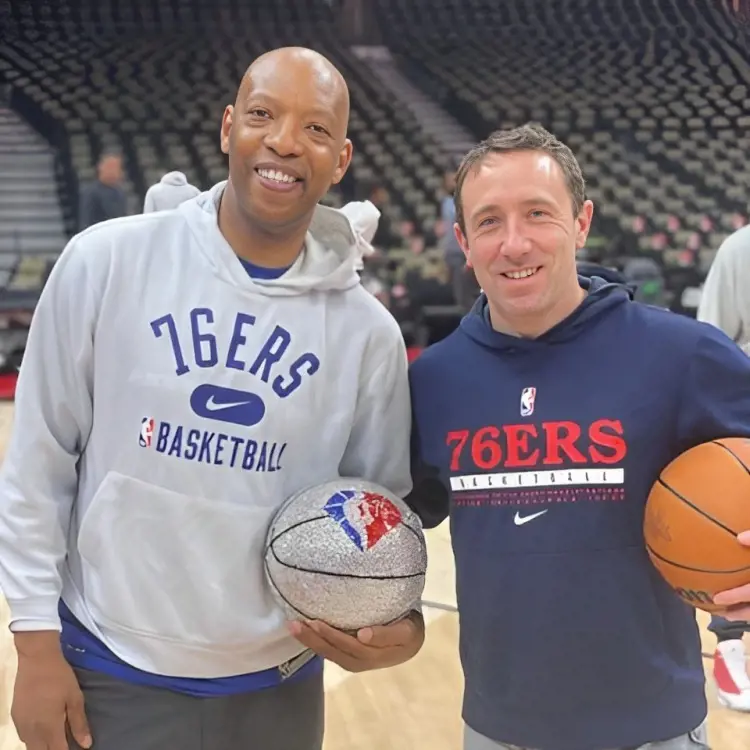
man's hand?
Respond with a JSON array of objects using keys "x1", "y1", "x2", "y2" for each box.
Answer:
[
  {"x1": 713, "y1": 531, "x2": 750, "y2": 620},
  {"x1": 288, "y1": 610, "x2": 425, "y2": 673},
  {"x1": 12, "y1": 632, "x2": 92, "y2": 750}
]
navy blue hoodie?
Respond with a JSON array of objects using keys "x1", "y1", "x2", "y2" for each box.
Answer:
[{"x1": 407, "y1": 277, "x2": 750, "y2": 750}]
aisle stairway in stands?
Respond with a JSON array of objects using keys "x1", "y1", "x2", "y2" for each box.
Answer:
[
  {"x1": 0, "y1": 107, "x2": 66, "y2": 260},
  {"x1": 353, "y1": 46, "x2": 475, "y2": 165}
]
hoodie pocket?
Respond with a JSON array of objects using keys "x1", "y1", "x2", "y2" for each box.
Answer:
[{"x1": 77, "y1": 471, "x2": 279, "y2": 648}]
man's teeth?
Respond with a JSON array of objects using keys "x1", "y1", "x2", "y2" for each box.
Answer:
[
  {"x1": 257, "y1": 168, "x2": 298, "y2": 183},
  {"x1": 504, "y1": 268, "x2": 538, "y2": 279}
]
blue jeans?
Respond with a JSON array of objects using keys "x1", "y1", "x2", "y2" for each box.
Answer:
[{"x1": 708, "y1": 614, "x2": 749, "y2": 641}]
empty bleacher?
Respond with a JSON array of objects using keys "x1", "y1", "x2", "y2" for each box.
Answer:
[
  {"x1": 1, "y1": 0, "x2": 453, "y2": 244},
  {"x1": 1, "y1": 0, "x2": 749, "y2": 323},
  {"x1": 378, "y1": 0, "x2": 750, "y2": 268}
]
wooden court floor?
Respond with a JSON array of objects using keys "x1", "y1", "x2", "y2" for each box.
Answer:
[{"x1": 0, "y1": 402, "x2": 749, "y2": 749}]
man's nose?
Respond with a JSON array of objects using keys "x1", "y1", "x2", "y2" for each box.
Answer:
[
  {"x1": 264, "y1": 118, "x2": 304, "y2": 158},
  {"x1": 499, "y1": 219, "x2": 532, "y2": 262}
]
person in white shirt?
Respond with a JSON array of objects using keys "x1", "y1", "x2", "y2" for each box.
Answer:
[
  {"x1": 698, "y1": 224, "x2": 750, "y2": 345},
  {"x1": 697, "y1": 223, "x2": 750, "y2": 712}
]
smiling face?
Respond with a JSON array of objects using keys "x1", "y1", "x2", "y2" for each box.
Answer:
[
  {"x1": 455, "y1": 149, "x2": 594, "y2": 337},
  {"x1": 220, "y1": 48, "x2": 353, "y2": 232}
]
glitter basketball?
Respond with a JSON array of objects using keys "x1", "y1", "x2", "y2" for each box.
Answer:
[{"x1": 263, "y1": 478, "x2": 428, "y2": 631}]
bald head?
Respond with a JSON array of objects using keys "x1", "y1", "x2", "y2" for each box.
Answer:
[
  {"x1": 236, "y1": 47, "x2": 350, "y2": 141},
  {"x1": 220, "y1": 45, "x2": 354, "y2": 235}
]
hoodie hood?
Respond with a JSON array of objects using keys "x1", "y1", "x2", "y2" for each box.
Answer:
[
  {"x1": 576, "y1": 260, "x2": 629, "y2": 286},
  {"x1": 461, "y1": 275, "x2": 632, "y2": 351},
  {"x1": 160, "y1": 171, "x2": 191, "y2": 187},
  {"x1": 143, "y1": 172, "x2": 202, "y2": 213},
  {"x1": 179, "y1": 181, "x2": 380, "y2": 297}
]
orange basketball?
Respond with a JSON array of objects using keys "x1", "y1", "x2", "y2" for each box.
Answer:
[{"x1": 644, "y1": 437, "x2": 750, "y2": 612}]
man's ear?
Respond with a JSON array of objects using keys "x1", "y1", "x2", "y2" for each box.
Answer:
[
  {"x1": 455, "y1": 223, "x2": 472, "y2": 268},
  {"x1": 575, "y1": 199, "x2": 595, "y2": 249},
  {"x1": 220, "y1": 105, "x2": 234, "y2": 155}
]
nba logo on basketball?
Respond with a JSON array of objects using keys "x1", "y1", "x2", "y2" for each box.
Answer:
[
  {"x1": 323, "y1": 489, "x2": 403, "y2": 551},
  {"x1": 520, "y1": 387, "x2": 536, "y2": 417},
  {"x1": 139, "y1": 417, "x2": 155, "y2": 448}
]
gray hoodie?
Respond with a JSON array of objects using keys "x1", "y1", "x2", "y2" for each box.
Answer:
[
  {"x1": 143, "y1": 171, "x2": 201, "y2": 213},
  {"x1": 0, "y1": 181, "x2": 411, "y2": 678}
]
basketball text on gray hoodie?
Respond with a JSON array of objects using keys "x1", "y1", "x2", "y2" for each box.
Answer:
[
  {"x1": 143, "y1": 171, "x2": 201, "y2": 213},
  {"x1": 0, "y1": 182, "x2": 412, "y2": 679}
]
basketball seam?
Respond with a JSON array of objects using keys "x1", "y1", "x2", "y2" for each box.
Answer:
[
  {"x1": 268, "y1": 542, "x2": 427, "y2": 580},
  {"x1": 646, "y1": 542, "x2": 750, "y2": 574},
  {"x1": 263, "y1": 557, "x2": 318, "y2": 621},
  {"x1": 402, "y1": 520, "x2": 429, "y2": 550},
  {"x1": 269, "y1": 514, "x2": 330, "y2": 545},
  {"x1": 655, "y1": 476, "x2": 739, "y2": 538},
  {"x1": 268, "y1": 511, "x2": 428, "y2": 580},
  {"x1": 711, "y1": 439, "x2": 750, "y2": 477},
  {"x1": 270, "y1": 513, "x2": 426, "y2": 551}
]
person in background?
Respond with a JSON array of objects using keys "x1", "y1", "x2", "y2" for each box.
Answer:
[
  {"x1": 696, "y1": 222, "x2": 750, "y2": 711},
  {"x1": 440, "y1": 169, "x2": 480, "y2": 312},
  {"x1": 143, "y1": 172, "x2": 201, "y2": 213},
  {"x1": 698, "y1": 223, "x2": 750, "y2": 345},
  {"x1": 78, "y1": 151, "x2": 128, "y2": 230},
  {"x1": 368, "y1": 184, "x2": 401, "y2": 251}
]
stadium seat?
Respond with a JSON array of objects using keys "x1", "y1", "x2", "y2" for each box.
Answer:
[
  {"x1": 376, "y1": 0, "x2": 750, "y2": 265},
  {"x1": 3, "y1": 0, "x2": 451, "y2": 240}
]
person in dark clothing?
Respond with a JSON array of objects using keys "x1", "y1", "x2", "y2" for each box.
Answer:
[
  {"x1": 441, "y1": 170, "x2": 481, "y2": 312},
  {"x1": 368, "y1": 185, "x2": 402, "y2": 251},
  {"x1": 78, "y1": 152, "x2": 128, "y2": 230},
  {"x1": 406, "y1": 123, "x2": 750, "y2": 750}
]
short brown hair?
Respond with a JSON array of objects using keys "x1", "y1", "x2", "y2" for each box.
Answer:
[{"x1": 453, "y1": 123, "x2": 586, "y2": 234}]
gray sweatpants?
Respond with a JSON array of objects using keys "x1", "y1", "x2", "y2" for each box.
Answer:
[
  {"x1": 464, "y1": 720, "x2": 710, "y2": 750},
  {"x1": 69, "y1": 666, "x2": 324, "y2": 750}
]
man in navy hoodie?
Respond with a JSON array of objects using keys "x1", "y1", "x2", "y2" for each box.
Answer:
[{"x1": 407, "y1": 123, "x2": 750, "y2": 750}]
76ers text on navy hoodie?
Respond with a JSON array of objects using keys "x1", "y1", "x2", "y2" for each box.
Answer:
[{"x1": 406, "y1": 277, "x2": 750, "y2": 750}]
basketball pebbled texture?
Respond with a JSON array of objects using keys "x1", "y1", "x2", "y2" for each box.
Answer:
[
  {"x1": 644, "y1": 437, "x2": 750, "y2": 612},
  {"x1": 264, "y1": 478, "x2": 428, "y2": 631}
]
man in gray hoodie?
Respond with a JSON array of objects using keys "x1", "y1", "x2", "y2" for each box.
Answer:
[
  {"x1": 143, "y1": 171, "x2": 201, "y2": 213},
  {"x1": 3, "y1": 46, "x2": 423, "y2": 750}
]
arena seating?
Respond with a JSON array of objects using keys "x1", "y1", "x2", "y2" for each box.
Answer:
[
  {"x1": 1, "y1": 0, "x2": 450, "y2": 241},
  {"x1": 379, "y1": 0, "x2": 750, "y2": 270},
  {"x1": 2, "y1": 0, "x2": 749, "y2": 329}
]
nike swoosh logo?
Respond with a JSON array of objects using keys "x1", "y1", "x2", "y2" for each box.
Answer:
[
  {"x1": 514, "y1": 510, "x2": 548, "y2": 526},
  {"x1": 189, "y1": 384, "x2": 266, "y2": 427},
  {"x1": 204, "y1": 395, "x2": 253, "y2": 411}
]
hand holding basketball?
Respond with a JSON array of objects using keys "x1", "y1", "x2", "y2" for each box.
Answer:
[
  {"x1": 712, "y1": 530, "x2": 750, "y2": 619},
  {"x1": 288, "y1": 610, "x2": 425, "y2": 673},
  {"x1": 643, "y1": 438, "x2": 750, "y2": 612}
]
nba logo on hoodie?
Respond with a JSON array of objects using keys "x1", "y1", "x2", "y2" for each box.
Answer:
[
  {"x1": 139, "y1": 417, "x2": 155, "y2": 447},
  {"x1": 520, "y1": 387, "x2": 536, "y2": 417}
]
